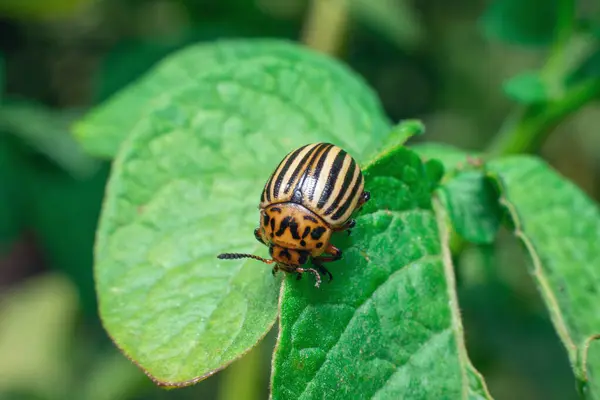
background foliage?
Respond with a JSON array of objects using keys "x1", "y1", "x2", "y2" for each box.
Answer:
[{"x1": 1, "y1": 0, "x2": 599, "y2": 399}]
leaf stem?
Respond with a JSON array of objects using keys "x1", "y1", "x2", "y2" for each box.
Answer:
[
  {"x1": 301, "y1": 0, "x2": 350, "y2": 56},
  {"x1": 488, "y1": 78, "x2": 600, "y2": 156},
  {"x1": 484, "y1": 0, "x2": 600, "y2": 157},
  {"x1": 543, "y1": 0, "x2": 576, "y2": 80}
]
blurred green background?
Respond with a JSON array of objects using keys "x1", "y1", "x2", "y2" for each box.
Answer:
[{"x1": 0, "y1": 0, "x2": 598, "y2": 399}]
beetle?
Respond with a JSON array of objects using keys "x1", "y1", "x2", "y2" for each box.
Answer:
[{"x1": 217, "y1": 142, "x2": 370, "y2": 288}]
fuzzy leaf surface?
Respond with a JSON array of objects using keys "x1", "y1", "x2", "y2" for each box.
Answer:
[
  {"x1": 90, "y1": 40, "x2": 391, "y2": 385},
  {"x1": 74, "y1": 39, "x2": 389, "y2": 159},
  {"x1": 271, "y1": 147, "x2": 491, "y2": 400},
  {"x1": 487, "y1": 156, "x2": 600, "y2": 399}
]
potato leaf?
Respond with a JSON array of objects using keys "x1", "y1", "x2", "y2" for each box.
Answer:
[
  {"x1": 87, "y1": 40, "x2": 391, "y2": 385},
  {"x1": 487, "y1": 156, "x2": 600, "y2": 398},
  {"x1": 271, "y1": 147, "x2": 492, "y2": 399}
]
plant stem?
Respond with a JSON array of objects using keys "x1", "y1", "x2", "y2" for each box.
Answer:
[
  {"x1": 301, "y1": 0, "x2": 350, "y2": 57},
  {"x1": 488, "y1": 79, "x2": 600, "y2": 156},
  {"x1": 543, "y1": 0, "x2": 576, "y2": 80},
  {"x1": 486, "y1": 0, "x2": 600, "y2": 157}
]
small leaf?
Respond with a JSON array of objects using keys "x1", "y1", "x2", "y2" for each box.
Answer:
[
  {"x1": 367, "y1": 119, "x2": 425, "y2": 162},
  {"x1": 74, "y1": 39, "x2": 390, "y2": 159},
  {"x1": 271, "y1": 147, "x2": 491, "y2": 399},
  {"x1": 503, "y1": 71, "x2": 550, "y2": 104},
  {"x1": 479, "y1": 0, "x2": 559, "y2": 47},
  {"x1": 91, "y1": 40, "x2": 392, "y2": 385},
  {"x1": 487, "y1": 156, "x2": 600, "y2": 397},
  {"x1": 438, "y1": 171, "x2": 503, "y2": 245}
]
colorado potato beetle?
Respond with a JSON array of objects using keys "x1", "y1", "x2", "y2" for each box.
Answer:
[{"x1": 217, "y1": 143, "x2": 370, "y2": 288}]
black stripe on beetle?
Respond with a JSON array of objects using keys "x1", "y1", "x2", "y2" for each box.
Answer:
[
  {"x1": 271, "y1": 145, "x2": 308, "y2": 199},
  {"x1": 283, "y1": 144, "x2": 322, "y2": 195},
  {"x1": 317, "y1": 148, "x2": 347, "y2": 208},
  {"x1": 332, "y1": 171, "x2": 363, "y2": 220},
  {"x1": 290, "y1": 143, "x2": 331, "y2": 198},
  {"x1": 324, "y1": 157, "x2": 357, "y2": 216},
  {"x1": 307, "y1": 144, "x2": 335, "y2": 201}
]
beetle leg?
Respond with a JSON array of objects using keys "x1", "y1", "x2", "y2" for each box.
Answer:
[
  {"x1": 333, "y1": 219, "x2": 356, "y2": 236},
  {"x1": 355, "y1": 190, "x2": 371, "y2": 211},
  {"x1": 313, "y1": 244, "x2": 342, "y2": 263},
  {"x1": 313, "y1": 262, "x2": 333, "y2": 283},
  {"x1": 254, "y1": 228, "x2": 266, "y2": 244},
  {"x1": 295, "y1": 267, "x2": 321, "y2": 288}
]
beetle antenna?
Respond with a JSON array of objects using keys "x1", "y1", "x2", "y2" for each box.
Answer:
[{"x1": 217, "y1": 253, "x2": 274, "y2": 264}]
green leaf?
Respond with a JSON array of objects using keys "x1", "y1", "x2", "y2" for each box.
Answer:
[
  {"x1": 438, "y1": 171, "x2": 503, "y2": 245},
  {"x1": 271, "y1": 147, "x2": 491, "y2": 399},
  {"x1": 480, "y1": 0, "x2": 559, "y2": 47},
  {"x1": 487, "y1": 156, "x2": 600, "y2": 398},
  {"x1": 93, "y1": 25, "x2": 250, "y2": 103},
  {"x1": 74, "y1": 38, "x2": 390, "y2": 159},
  {"x1": 410, "y1": 142, "x2": 481, "y2": 178},
  {"x1": 92, "y1": 40, "x2": 392, "y2": 385},
  {"x1": 503, "y1": 71, "x2": 550, "y2": 104},
  {"x1": 368, "y1": 119, "x2": 425, "y2": 163}
]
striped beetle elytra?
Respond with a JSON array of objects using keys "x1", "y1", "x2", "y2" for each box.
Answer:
[{"x1": 218, "y1": 143, "x2": 370, "y2": 287}]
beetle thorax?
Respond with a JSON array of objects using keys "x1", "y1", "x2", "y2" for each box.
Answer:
[{"x1": 259, "y1": 203, "x2": 332, "y2": 257}]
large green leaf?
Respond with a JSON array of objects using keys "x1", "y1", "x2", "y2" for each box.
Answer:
[
  {"x1": 271, "y1": 147, "x2": 491, "y2": 400},
  {"x1": 487, "y1": 156, "x2": 600, "y2": 398},
  {"x1": 89, "y1": 40, "x2": 392, "y2": 385},
  {"x1": 74, "y1": 39, "x2": 389, "y2": 159}
]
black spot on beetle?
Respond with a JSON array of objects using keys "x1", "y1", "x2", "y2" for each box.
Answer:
[
  {"x1": 303, "y1": 215, "x2": 318, "y2": 223},
  {"x1": 279, "y1": 248, "x2": 291, "y2": 260},
  {"x1": 311, "y1": 226, "x2": 327, "y2": 240},
  {"x1": 275, "y1": 216, "x2": 293, "y2": 237},
  {"x1": 270, "y1": 207, "x2": 282, "y2": 213},
  {"x1": 270, "y1": 218, "x2": 275, "y2": 231},
  {"x1": 301, "y1": 226, "x2": 311, "y2": 238},
  {"x1": 316, "y1": 242, "x2": 323, "y2": 248},
  {"x1": 263, "y1": 213, "x2": 270, "y2": 227},
  {"x1": 289, "y1": 218, "x2": 300, "y2": 239},
  {"x1": 297, "y1": 250, "x2": 310, "y2": 264},
  {"x1": 300, "y1": 240, "x2": 306, "y2": 247}
]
